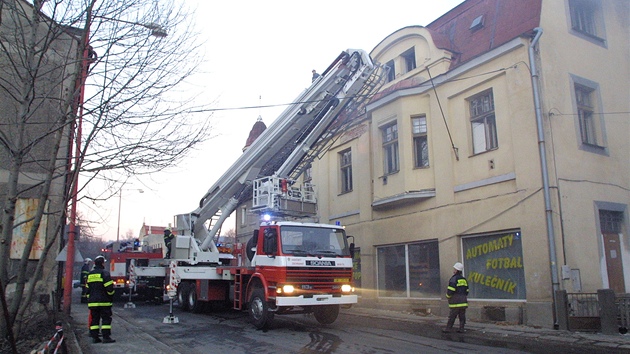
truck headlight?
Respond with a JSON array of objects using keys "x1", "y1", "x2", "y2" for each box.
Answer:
[
  {"x1": 341, "y1": 284, "x2": 353, "y2": 293},
  {"x1": 281, "y1": 285, "x2": 295, "y2": 294}
]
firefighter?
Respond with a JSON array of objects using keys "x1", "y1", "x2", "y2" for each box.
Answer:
[
  {"x1": 311, "y1": 69, "x2": 321, "y2": 82},
  {"x1": 80, "y1": 258, "x2": 93, "y2": 303},
  {"x1": 86, "y1": 255, "x2": 116, "y2": 343},
  {"x1": 163, "y1": 228, "x2": 174, "y2": 259},
  {"x1": 443, "y1": 262, "x2": 469, "y2": 333}
]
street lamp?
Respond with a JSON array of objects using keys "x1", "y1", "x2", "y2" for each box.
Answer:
[
  {"x1": 117, "y1": 188, "x2": 144, "y2": 243},
  {"x1": 94, "y1": 17, "x2": 169, "y2": 38}
]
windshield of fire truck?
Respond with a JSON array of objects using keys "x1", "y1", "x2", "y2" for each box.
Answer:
[{"x1": 280, "y1": 225, "x2": 348, "y2": 257}]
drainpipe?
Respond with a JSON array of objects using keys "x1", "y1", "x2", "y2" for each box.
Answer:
[{"x1": 528, "y1": 27, "x2": 560, "y2": 327}]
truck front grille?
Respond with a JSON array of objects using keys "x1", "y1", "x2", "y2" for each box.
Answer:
[{"x1": 285, "y1": 267, "x2": 352, "y2": 291}]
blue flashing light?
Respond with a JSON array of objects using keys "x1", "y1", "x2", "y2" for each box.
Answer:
[
  {"x1": 262, "y1": 214, "x2": 271, "y2": 222},
  {"x1": 335, "y1": 221, "x2": 341, "y2": 226}
]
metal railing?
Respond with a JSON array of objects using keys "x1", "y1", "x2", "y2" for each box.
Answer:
[
  {"x1": 558, "y1": 290, "x2": 630, "y2": 333},
  {"x1": 616, "y1": 294, "x2": 630, "y2": 332},
  {"x1": 567, "y1": 292, "x2": 600, "y2": 317}
]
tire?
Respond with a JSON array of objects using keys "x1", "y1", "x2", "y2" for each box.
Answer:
[
  {"x1": 313, "y1": 305, "x2": 340, "y2": 325},
  {"x1": 249, "y1": 288, "x2": 274, "y2": 329},
  {"x1": 188, "y1": 282, "x2": 204, "y2": 313},
  {"x1": 177, "y1": 282, "x2": 190, "y2": 311}
]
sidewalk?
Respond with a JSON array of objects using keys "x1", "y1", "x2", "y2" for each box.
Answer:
[
  {"x1": 66, "y1": 299, "x2": 180, "y2": 354},
  {"x1": 348, "y1": 306, "x2": 630, "y2": 352},
  {"x1": 63, "y1": 297, "x2": 630, "y2": 354}
]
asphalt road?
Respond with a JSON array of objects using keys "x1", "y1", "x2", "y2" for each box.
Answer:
[
  {"x1": 71, "y1": 294, "x2": 615, "y2": 354},
  {"x1": 90, "y1": 303, "x2": 529, "y2": 353}
]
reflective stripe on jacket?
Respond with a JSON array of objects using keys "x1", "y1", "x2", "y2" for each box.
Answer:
[
  {"x1": 446, "y1": 272, "x2": 469, "y2": 308},
  {"x1": 86, "y1": 266, "x2": 115, "y2": 307}
]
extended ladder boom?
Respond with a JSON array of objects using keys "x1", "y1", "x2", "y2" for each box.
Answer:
[{"x1": 180, "y1": 49, "x2": 386, "y2": 251}]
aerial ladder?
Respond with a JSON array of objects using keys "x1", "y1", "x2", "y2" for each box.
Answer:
[{"x1": 174, "y1": 49, "x2": 388, "y2": 259}]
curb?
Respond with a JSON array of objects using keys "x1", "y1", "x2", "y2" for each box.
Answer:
[{"x1": 61, "y1": 314, "x2": 83, "y2": 354}]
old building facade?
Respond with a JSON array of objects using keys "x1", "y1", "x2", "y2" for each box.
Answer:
[
  {"x1": 0, "y1": 0, "x2": 81, "y2": 316},
  {"x1": 307, "y1": 0, "x2": 629, "y2": 327}
]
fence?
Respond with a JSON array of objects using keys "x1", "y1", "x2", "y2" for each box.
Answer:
[
  {"x1": 556, "y1": 289, "x2": 629, "y2": 334},
  {"x1": 617, "y1": 294, "x2": 630, "y2": 333}
]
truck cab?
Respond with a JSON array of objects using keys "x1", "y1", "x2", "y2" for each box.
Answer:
[{"x1": 244, "y1": 221, "x2": 356, "y2": 329}]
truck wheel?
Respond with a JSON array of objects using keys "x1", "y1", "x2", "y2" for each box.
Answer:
[
  {"x1": 249, "y1": 288, "x2": 273, "y2": 329},
  {"x1": 177, "y1": 282, "x2": 190, "y2": 311},
  {"x1": 188, "y1": 283, "x2": 204, "y2": 313},
  {"x1": 313, "y1": 305, "x2": 340, "y2": 325}
]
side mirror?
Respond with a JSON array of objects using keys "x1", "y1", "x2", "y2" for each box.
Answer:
[
  {"x1": 251, "y1": 229, "x2": 259, "y2": 247},
  {"x1": 347, "y1": 235, "x2": 355, "y2": 259}
]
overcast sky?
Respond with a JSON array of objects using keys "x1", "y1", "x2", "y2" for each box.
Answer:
[{"x1": 87, "y1": 0, "x2": 465, "y2": 241}]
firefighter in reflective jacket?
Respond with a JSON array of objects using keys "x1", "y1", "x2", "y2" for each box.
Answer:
[
  {"x1": 443, "y1": 262, "x2": 469, "y2": 333},
  {"x1": 86, "y1": 255, "x2": 116, "y2": 343},
  {"x1": 80, "y1": 258, "x2": 92, "y2": 303},
  {"x1": 163, "y1": 228, "x2": 174, "y2": 258}
]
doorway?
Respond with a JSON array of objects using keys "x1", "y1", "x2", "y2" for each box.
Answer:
[{"x1": 600, "y1": 210, "x2": 626, "y2": 293}]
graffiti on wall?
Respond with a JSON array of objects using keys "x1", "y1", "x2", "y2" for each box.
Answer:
[{"x1": 10, "y1": 198, "x2": 48, "y2": 260}]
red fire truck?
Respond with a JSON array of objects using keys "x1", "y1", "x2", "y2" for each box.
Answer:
[{"x1": 133, "y1": 49, "x2": 387, "y2": 329}]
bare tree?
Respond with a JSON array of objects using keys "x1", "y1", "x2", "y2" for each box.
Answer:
[{"x1": 0, "y1": 0, "x2": 211, "y2": 342}]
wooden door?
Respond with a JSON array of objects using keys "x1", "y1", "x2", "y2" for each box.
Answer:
[{"x1": 603, "y1": 232, "x2": 625, "y2": 293}]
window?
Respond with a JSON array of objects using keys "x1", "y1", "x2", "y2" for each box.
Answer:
[
  {"x1": 339, "y1": 149, "x2": 352, "y2": 193},
  {"x1": 575, "y1": 83, "x2": 603, "y2": 147},
  {"x1": 377, "y1": 241, "x2": 440, "y2": 298},
  {"x1": 462, "y1": 230, "x2": 526, "y2": 300},
  {"x1": 381, "y1": 122, "x2": 399, "y2": 175},
  {"x1": 401, "y1": 48, "x2": 416, "y2": 74},
  {"x1": 412, "y1": 115, "x2": 429, "y2": 168},
  {"x1": 385, "y1": 60, "x2": 395, "y2": 82},
  {"x1": 240, "y1": 206, "x2": 247, "y2": 225},
  {"x1": 280, "y1": 225, "x2": 349, "y2": 256},
  {"x1": 600, "y1": 210, "x2": 624, "y2": 233},
  {"x1": 569, "y1": 0, "x2": 605, "y2": 42},
  {"x1": 469, "y1": 89, "x2": 498, "y2": 154}
]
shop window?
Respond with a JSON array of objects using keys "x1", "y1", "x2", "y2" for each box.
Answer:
[
  {"x1": 377, "y1": 240, "x2": 440, "y2": 298},
  {"x1": 462, "y1": 230, "x2": 526, "y2": 300}
]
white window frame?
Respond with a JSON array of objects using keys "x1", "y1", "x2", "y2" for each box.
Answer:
[
  {"x1": 571, "y1": 74, "x2": 607, "y2": 154},
  {"x1": 468, "y1": 89, "x2": 498, "y2": 154},
  {"x1": 567, "y1": 0, "x2": 607, "y2": 46},
  {"x1": 401, "y1": 47, "x2": 416, "y2": 74},
  {"x1": 339, "y1": 148, "x2": 352, "y2": 194},
  {"x1": 385, "y1": 59, "x2": 395, "y2": 82},
  {"x1": 411, "y1": 115, "x2": 429, "y2": 168},
  {"x1": 381, "y1": 122, "x2": 399, "y2": 175}
]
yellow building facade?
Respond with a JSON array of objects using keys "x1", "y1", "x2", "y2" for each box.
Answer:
[{"x1": 310, "y1": 0, "x2": 629, "y2": 327}]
